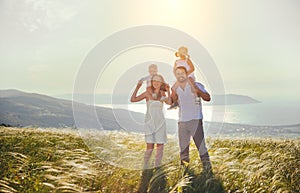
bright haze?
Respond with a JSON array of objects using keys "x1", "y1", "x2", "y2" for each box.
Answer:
[{"x1": 0, "y1": 0, "x2": 299, "y2": 102}]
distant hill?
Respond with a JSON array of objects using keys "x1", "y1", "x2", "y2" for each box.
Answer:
[
  {"x1": 56, "y1": 93, "x2": 260, "y2": 105},
  {"x1": 0, "y1": 89, "x2": 177, "y2": 132},
  {"x1": 1, "y1": 90, "x2": 298, "y2": 138}
]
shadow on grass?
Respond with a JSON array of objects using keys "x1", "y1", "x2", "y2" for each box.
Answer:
[
  {"x1": 138, "y1": 166, "x2": 167, "y2": 193},
  {"x1": 138, "y1": 165, "x2": 224, "y2": 193},
  {"x1": 183, "y1": 167, "x2": 225, "y2": 193}
]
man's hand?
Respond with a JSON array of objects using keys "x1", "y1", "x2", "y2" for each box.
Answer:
[{"x1": 197, "y1": 89, "x2": 210, "y2": 102}]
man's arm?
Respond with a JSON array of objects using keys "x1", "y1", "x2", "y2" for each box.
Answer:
[
  {"x1": 197, "y1": 89, "x2": 211, "y2": 102},
  {"x1": 173, "y1": 62, "x2": 177, "y2": 76},
  {"x1": 195, "y1": 82, "x2": 211, "y2": 102}
]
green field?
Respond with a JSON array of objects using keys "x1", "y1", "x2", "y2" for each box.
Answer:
[{"x1": 0, "y1": 127, "x2": 299, "y2": 193}]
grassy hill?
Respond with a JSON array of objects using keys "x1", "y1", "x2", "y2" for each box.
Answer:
[
  {"x1": 0, "y1": 89, "x2": 178, "y2": 133},
  {"x1": 0, "y1": 127, "x2": 299, "y2": 193}
]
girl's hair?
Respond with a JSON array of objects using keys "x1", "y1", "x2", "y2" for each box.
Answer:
[
  {"x1": 179, "y1": 46, "x2": 188, "y2": 51},
  {"x1": 151, "y1": 74, "x2": 167, "y2": 92},
  {"x1": 148, "y1": 64, "x2": 158, "y2": 70},
  {"x1": 175, "y1": 46, "x2": 188, "y2": 57}
]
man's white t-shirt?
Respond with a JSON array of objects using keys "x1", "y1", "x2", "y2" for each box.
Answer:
[{"x1": 176, "y1": 82, "x2": 208, "y2": 122}]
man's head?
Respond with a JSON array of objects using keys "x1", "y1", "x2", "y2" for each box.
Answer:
[
  {"x1": 175, "y1": 66, "x2": 188, "y2": 83},
  {"x1": 148, "y1": 64, "x2": 158, "y2": 76}
]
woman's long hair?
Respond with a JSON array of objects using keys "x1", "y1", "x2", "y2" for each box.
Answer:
[{"x1": 151, "y1": 74, "x2": 167, "y2": 93}]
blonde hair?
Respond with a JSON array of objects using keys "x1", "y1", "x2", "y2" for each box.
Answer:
[
  {"x1": 148, "y1": 64, "x2": 158, "y2": 70},
  {"x1": 175, "y1": 46, "x2": 188, "y2": 57},
  {"x1": 178, "y1": 46, "x2": 188, "y2": 52}
]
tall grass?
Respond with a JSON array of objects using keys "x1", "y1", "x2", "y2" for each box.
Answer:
[{"x1": 0, "y1": 127, "x2": 299, "y2": 192}]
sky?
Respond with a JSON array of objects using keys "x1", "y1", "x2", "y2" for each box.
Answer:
[{"x1": 1, "y1": 0, "x2": 300, "y2": 101}]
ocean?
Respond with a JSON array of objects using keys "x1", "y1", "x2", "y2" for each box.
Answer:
[
  {"x1": 97, "y1": 101, "x2": 300, "y2": 138},
  {"x1": 97, "y1": 101, "x2": 300, "y2": 126}
]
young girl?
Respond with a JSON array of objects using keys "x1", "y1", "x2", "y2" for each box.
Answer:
[
  {"x1": 168, "y1": 46, "x2": 201, "y2": 110},
  {"x1": 131, "y1": 74, "x2": 171, "y2": 168}
]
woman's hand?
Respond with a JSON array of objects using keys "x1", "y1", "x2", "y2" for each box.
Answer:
[
  {"x1": 137, "y1": 80, "x2": 143, "y2": 88},
  {"x1": 138, "y1": 80, "x2": 143, "y2": 86},
  {"x1": 131, "y1": 81, "x2": 146, "y2": 102}
]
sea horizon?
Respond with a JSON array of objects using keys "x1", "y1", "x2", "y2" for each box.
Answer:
[
  {"x1": 96, "y1": 101, "x2": 300, "y2": 127},
  {"x1": 96, "y1": 102, "x2": 300, "y2": 139}
]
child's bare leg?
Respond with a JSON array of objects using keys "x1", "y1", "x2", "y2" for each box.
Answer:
[
  {"x1": 188, "y1": 77, "x2": 201, "y2": 104},
  {"x1": 188, "y1": 77, "x2": 199, "y2": 97}
]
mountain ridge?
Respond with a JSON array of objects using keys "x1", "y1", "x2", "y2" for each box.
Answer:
[
  {"x1": 55, "y1": 93, "x2": 261, "y2": 105},
  {"x1": 0, "y1": 89, "x2": 177, "y2": 132},
  {"x1": 0, "y1": 89, "x2": 299, "y2": 138}
]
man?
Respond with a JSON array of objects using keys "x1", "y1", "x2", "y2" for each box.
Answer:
[{"x1": 171, "y1": 66, "x2": 212, "y2": 172}]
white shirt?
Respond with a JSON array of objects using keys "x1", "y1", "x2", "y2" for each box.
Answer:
[
  {"x1": 139, "y1": 75, "x2": 152, "y2": 87},
  {"x1": 176, "y1": 82, "x2": 207, "y2": 122}
]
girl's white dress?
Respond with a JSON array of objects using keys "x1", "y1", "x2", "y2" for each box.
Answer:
[{"x1": 144, "y1": 100, "x2": 167, "y2": 144}]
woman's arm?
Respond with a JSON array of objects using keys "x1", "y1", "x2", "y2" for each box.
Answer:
[
  {"x1": 130, "y1": 82, "x2": 147, "y2": 102},
  {"x1": 186, "y1": 58, "x2": 195, "y2": 75}
]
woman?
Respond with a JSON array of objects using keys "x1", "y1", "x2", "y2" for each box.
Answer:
[{"x1": 130, "y1": 74, "x2": 171, "y2": 168}]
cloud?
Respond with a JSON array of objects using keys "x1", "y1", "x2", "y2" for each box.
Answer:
[
  {"x1": 2, "y1": 0, "x2": 83, "y2": 32},
  {"x1": 27, "y1": 64, "x2": 48, "y2": 73}
]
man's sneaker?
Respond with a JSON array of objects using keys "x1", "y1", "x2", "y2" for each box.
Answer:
[{"x1": 167, "y1": 101, "x2": 179, "y2": 110}]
